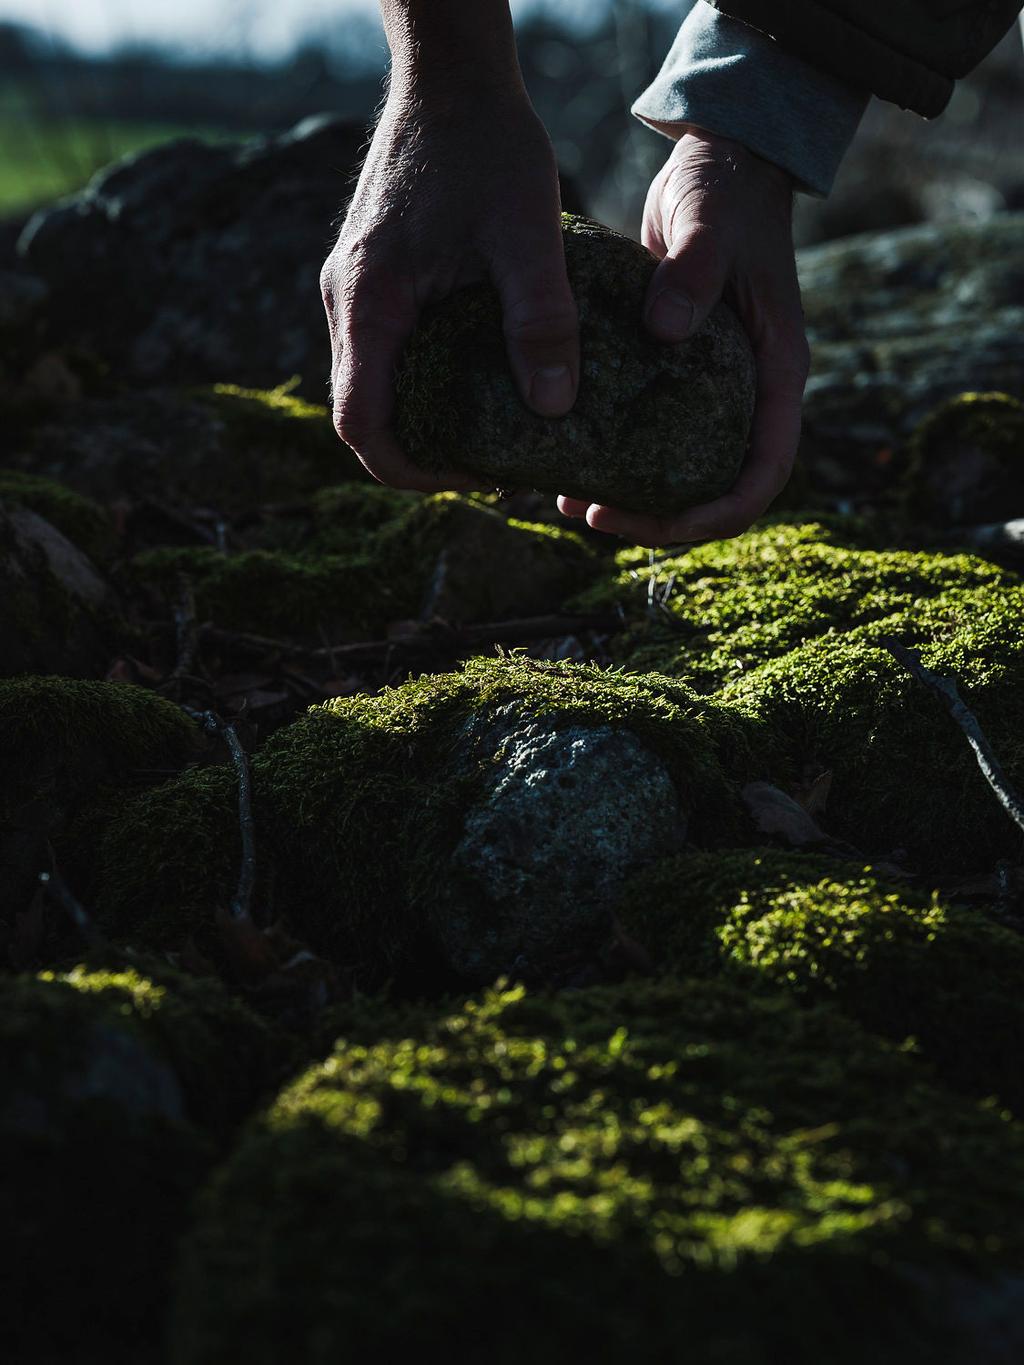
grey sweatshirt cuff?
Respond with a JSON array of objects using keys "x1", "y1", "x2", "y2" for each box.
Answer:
[{"x1": 632, "y1": 2, "x2": 869, "y2": 196}]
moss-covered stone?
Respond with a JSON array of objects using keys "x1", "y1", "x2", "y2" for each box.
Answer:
[
  {"x1": 576, "y1": 517, "x2": 1013, "y2": 689},
  {"x1": 131, "y1": 493, "x2": 597, "y2": 640},
  {"x1": 617, "y1": 848, "x2": 1024, "y2": 1110},
  {"x1": 93, "y1": 658, "x2": 756, "y2": 984},
  {"x1": 722, "y1": 591, "x2": 1024, "y2": 871},
  {"x1": 903, "y1": 391, "x2": 1024, "y2": 526},
  {"x1": 396, "y1": 215, "x2": 756, "y2": 516},
  {"x1": 171, "y1": 977, "x2": 1024, "y2": 1365},
  {"x1": 9, "y1": 380, "x2": 357, "y2": 513},
  {"x1": 0, "y1": 469, "x2": 114, "y2": 563},
  {"x1": 2, "y1": 962, "x2": 273, "y2": 1364},
  {"x1": 1, "y1": 675, "x2": 198, "y2": 816},
  {"x1": 1, "y1": 676, "x2": 200, "y2": 914}
]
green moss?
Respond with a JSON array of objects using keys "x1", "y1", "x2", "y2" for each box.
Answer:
[
  {"x1": 132, "y1": 493, "x2": 598, "y2": 640},
  {"x1": 0, "y1": 676, "x2": 198, "y2": 816},
  {"x1": 575, "y1": 518, "x2": 1013, "y2": 688},
  {"x1": 903, "y1": 391, "x2": 1024, "y2": 525},
  {"x1": 1, "y1": 963, "x2": 271, "y2": 1363},
  {"x1": 617, "y1": 848, "x2": 1024, "y2": 1110},
  {"x1": 131, "y1": 543, "x2": 386, "y2": 638},
  {"x1": 722, "y1": 588, "x2": 1024, "y2": 870},
  {"x1": 198, "y1": 379, "x2": 343, "y2": 469},
  {"x1": 93, "y1": 658, "x2": 756, "y2": 983},
  {"x1": 92, "y1": 763, "x2": 240, "y2": 956},
  {"x1": 310, "y1": 482, "x2": 418, "y2": 552},
  {"x1": 171, "y1": 977, "x2": 1024, "y2": 1364},
  {"x1": 0, "y1": 469, "x2": 114, "y2": 563}
]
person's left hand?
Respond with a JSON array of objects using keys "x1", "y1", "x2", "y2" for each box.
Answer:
[{"x1": 557, "y1": 127, "x2": 810, "y2": 546}]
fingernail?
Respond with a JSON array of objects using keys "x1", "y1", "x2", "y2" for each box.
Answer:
[
  {"x1": 530, "y1": 364, "x2": 573, "y2": 416},
  {"x1": 648, "y1": 289, "x2": 694, "y2": 339}
]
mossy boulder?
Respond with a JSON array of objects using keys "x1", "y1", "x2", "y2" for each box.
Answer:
[
  {"x1": 0, "y1": 500, "x2": 117, "y2": 676},
  {"x1": 903, "y1": 391, "x2": 1024, "y2": 526},
  {"x1": 131, "y1": 493, "x2": 597, "y2": 641},
  {"x1": 722, "y1": 591, "x2": 1024, "y2": 871},
  {"x1": 7, "y1": 381, "x2": 351, "y2": 513},
  {"x1": 2, "y1": 962, "x2": 273, "y2": 1364},
  {"x1": 617, "y1": 849, "x2": 1024, "y2": 1110},
  {"x1": 171, "y1": 978, "x2": 1024, "y2": 1365},
  {"x1": 0, "y1": 468, "x2": 114, "y2": 562},
  {"x1": 0, "y1": 676, "x2": 201, "y2": 914},
  {"x1": 577, "y1": 517, "x2": 1013, "y2": 689},
  {"x1": 92, "y1": 658, "x2": 756, "y2": 984},
  {"x1": 797, "y1": 215, "x2": 1024, "y2": 503},
  {"x1": 396, "y1": 215, "x2": 755, "y2": 516}
]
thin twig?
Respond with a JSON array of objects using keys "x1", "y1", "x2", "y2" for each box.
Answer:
[
  {"x1": 199, "y1": 612, "x2": 618, "y2": 665},
  {"x1": 39, "y1": 858, "x2": 100, "y2": 944},
  {"x1": 183, "y1": 708, "x2": 257, "y2": 923},
  {"x1": 171, "y1": 573, "x2": 199, "y2": 681},
  {"x1": 883, "y1": 637, "x2": 1024, "y2": 836}
]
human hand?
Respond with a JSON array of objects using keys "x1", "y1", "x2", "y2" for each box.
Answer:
[
  {"x1": 320, "y1": 69, "x2": 579, "y2": 491},
  {"x1": 557, "y1": 127, "x2": 809, "y2": 546}
]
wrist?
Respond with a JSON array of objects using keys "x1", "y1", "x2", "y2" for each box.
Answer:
[
  {"x1": 674, "y1": 126, "x2": 797, "y2": 194},
  {"x1": 383, "y1": 1, "x2": 523, "y2": 101}
]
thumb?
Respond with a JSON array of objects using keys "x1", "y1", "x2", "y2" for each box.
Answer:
[
  {"x1": 494, "y1": 254, "x2": 580, "y2": 418},
  {"x1": 644, "y1": 225, "x2": 728, "y2": 343}
]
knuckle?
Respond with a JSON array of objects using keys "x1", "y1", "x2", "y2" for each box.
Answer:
[{"x1": 502, "y1": 301, "x2": 578, "y2": 346}]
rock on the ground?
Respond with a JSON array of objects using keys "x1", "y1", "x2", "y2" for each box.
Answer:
[
  {"x1": 798, "y1": 214, "x2": 1024, "y2": 500},
  {"x1": 397, "y1": 215, "x2": 756, "y2": 516},
  {"x1": 169, "y1": 978, "x2": 1024, "y2": 1365},
  {"x1": 445, "y1": 709, "x2": 683, "y2": 979},
  {"x1": 2, "y1": 962, "x2": 273, "y2": 1364},
  {"x1": 90, "y1": 659, "x2": 748, "y2": 984},
  {"x1": 0, "y1": 501, "x2": 115, "y2": 676},
  {"x1": 17, "y1": 115, "x2": 366, "y2": 393},
  {"x1": 6, "y1": 382, "x2": 347, "y2": 511}
]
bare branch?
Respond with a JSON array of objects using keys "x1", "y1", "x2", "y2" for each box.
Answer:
[
  {"x1": 183, "y1": 708, "x2": 257, "y2": 924},
  {"x1": 883, "y1": 637, "x2": 1024, "y2": 836},
  {"x1": 39, "y1": 857, "x2": 100, "y2": 944}
]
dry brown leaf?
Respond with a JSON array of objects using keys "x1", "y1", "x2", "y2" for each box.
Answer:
[{"x1": 743, "y1": 781, "x2": 828, "y2": 847}]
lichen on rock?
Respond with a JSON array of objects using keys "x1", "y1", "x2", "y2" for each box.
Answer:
[
  {"x1": 396, "y1": 215, "x2": 756, "y2": 516},
  {"x1": 170, "y1": 977, "x2": 1024, "y2": 1365}
]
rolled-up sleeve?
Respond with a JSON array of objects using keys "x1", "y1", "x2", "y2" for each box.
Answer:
[{"x1": 632, "y1": 2, "x2": 870, "y2": 196}]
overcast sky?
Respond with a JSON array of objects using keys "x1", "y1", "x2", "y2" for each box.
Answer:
[{"x1": 0, "y1": 0, "x2": 679, "y2": 58}]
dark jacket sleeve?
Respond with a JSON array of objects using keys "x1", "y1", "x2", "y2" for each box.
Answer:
[{"x1": 703, "y1": 0, "x2": 1022, "y2": 116}]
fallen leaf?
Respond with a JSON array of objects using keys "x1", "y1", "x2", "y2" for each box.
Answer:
[{"x1": 743, "y1": 781, "x2": 829, "y2": 847}]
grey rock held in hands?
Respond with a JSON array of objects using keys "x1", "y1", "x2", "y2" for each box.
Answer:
[{"x1": 396, "y1": 215, "x2": 756, "y2": 517}]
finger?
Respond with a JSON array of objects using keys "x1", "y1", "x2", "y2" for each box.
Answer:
[
  {"x1": 643, "y1": 222, "x2": 730, "y2": 343},
  {"x1": 557, "y1": 495, "x2": 589, "y2": 519},
  {"x1": 493, "y1": 239, "x2": 580, "y2": 418},
  {"x1": 586, "y1": 349, "x2": 808, "y2": 547},
  {"x1": 333, "y1": 274, "x2": 478, "y2": 492}
]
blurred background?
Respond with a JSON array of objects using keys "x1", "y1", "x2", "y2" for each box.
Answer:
[{"x1": 0, "y1": 0, "x2": 1021, "y2": 246}]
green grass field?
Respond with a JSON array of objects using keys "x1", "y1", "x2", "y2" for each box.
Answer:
[{"x1": 0, "y1": 96, "x2": 231, "y2": 216}]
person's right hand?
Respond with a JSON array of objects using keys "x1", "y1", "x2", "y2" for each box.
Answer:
[{"x1": 320, "y1": 76, "x2": 579, "y2": 491}]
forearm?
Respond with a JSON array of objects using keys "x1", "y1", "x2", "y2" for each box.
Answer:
[{"x1": 380, "y1": 0, "x2": 523, "y2": 97}]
